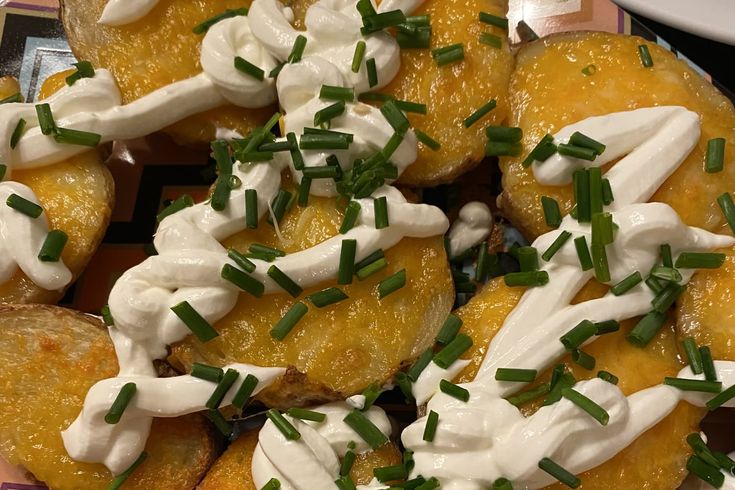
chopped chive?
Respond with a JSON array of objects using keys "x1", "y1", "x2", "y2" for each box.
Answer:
[
  {"x1": 646, "y1": 275, "x2": 666, "y2": 294},
  {"x1": 495, "y1": 368, "x2": 537, "y2": 383},
  {"x1": 302, "y1": 165, "x2": 340, "y2": 179},
  {"x1": 192, "y1": 8, "x2": 248, "y2": 34},
  {"x1": 361, "y1": 382, "x2": 381, "y2": 411},
  {"x1": 569, "y1": 131, "x2": 606, "y2": 155},
  {"x1": 352, "y1": 41, "x2": 366, "y2": 73},
  {"x1": 288, "y1": 35, "x2": 307, "y2": 63},
  {"x1": 221, "y1": 264, "x2": 264, "y2": 297},
  {"x1": 687, "y1": 433, "x2": 723, "y2": 468},
  {"x1": 591, "y1": 211, "x2": 614, "y2": 245},
  {"x1": 9, "y1": 118, "x2": 26, "y2": 149},
  {"x1": 374, "y1": 463, "x2": 408, "y2": 483},
  {"x1": 157, "y1": 194, "x2": 194, "y2": 222},
  {"x1": 314, "y1": 100, "x2": 346, "y2": 127},
  {"x1": 233, "y1": 56, "x2": 264, "y2": 81},
  {"x1": 610, "y1": 271, "x2": 642, "y2": 296},
  {"x1": 504, "y1": 270, "x2": 549, "y2": 287},
  {"x1": 717, "y1": 192, "x2": 735, "y2": 233},
  {"x1": 286, "y1": 132, "x2": 304, "y2": 170},
  {"x1": 259, "y1": 140, "x2": 291, "y2": 153},
  {"x1": 191, "y1": 363, "x2": 224, "y2": 383},
  {"x1": 485, "y1": 141, "x2": 522, "y2": 157},
  {"x1": 260, "y1": 478, "x2": 282, "y2": 490},
  {"x1": 53, "y1": 127, "x2": 101, "y2": 147},
  {"x1": 436, "y1": 313, "x2": 462, "y2": 345},
  {"x1": 651, "y1": 282, "x2": 686, "y2": 313},
  {"x1": 108, "y1": 452, "x2": 147, "y2": 490},
  {"x1": 705, "y1": 138, "x2": 725, "y2": 173},
  {"x1": 573, "y1": 169, "x2": 591, "y2": 222},
  {"x1": 238, "y1": 151, "x2": 273, "y2": 163},
  {"x1": 595, "y1": 320, "x2": 620, "y2": 335},
  {"x1": 558, "y1": 143, "x2": 597, "y2": 161},
  {"x1": 700, "y1": 346, "x2": 717, "y2": 381},
  {"x1": 687, "y1": 455, "x2": 725, "y2": 488},
  {"x1": 361, "y1": 9, "x2": 407, "y2": 34},
  {"x1": 415, "y1": 477, "x2": 440, "y2": 489},
  {"x1": 538, "y1": 458, "x2": 580, "y2": 488},
  {"x1": 205, "y1": 368, "x2": 239, "y2": 409},
  {"x1": 675, "y1": 252, "x2": 726, "y2": 269},
  {"x1": 493, "y1": 478, "x2": 513, "y2": 490},
  {"x1": 650, "y1": 265, "x2": 682, "y2": 283},
  {"x1": 210, "y1": 178, "x2": 231, "y2": 212},
  {"x1": 35, "y1": 103, "x2": 56, "y2": 135},
  {"x1": 475, "y1": 243, "x2": 494, "y2": 282},
  {"x1": 340, "y1": 201, "x2": 361, "y2": 234},
  {"x1": 335, "y1": 475, "x2": 356, "y2": 490},
  {"x1": 486, "y1": 126, "x2": 522, "y2": 142},
  {"x1": 542, "y1": 230, "x2": 572, "y2": 261},
  {"x1": 232, "y1": 373, "x2": 259, "y2": 409},
  {"x1": 415, "y1": 129, "x2": 441, "y2": 151},
  {"x1": 714, "y1": 452, "x2": 735, "y2": 475},
  {"x1": 355, "y1": 249, "x2": 385, "y2": 270},
  {"x1": 393, "y1": 99, "x2": 427, "y2": 114},
  {"x1": 307, "y1": 287, "x2": 348, "y2": 308},
  {"x1": 286, "y1": 407, "x2": 326, "y2": 422},
  {"x1": 463, "y1": 99, "x2": 497, "y2": 128},
  {"x1": 320, "y1": 85, "x2": 355, "y2": 102},
  {"x1": 597, "y1": 370, "x2": 619, "y2": 384},
  {"x1": 37, "y1": 229, "x2": 68, "y2": 262},
  {"x1": 244, "y1": 189, "x2": 258, "y2": 229},
  {"x1": 601, "y1": 178, "x2": 614, "y2": 205},
  {"x1": 269, "y1": 61, "x2": 286, "y2": 78},
  {"x1": 506, "y1": 382, "x2": 550, "y2": 407},
  {"x1": 541, "y1": 196, "x2": 562, "y2": 228},
  {"x1": 582, "y1": 64, "x2": 597, "y2": 76},
  {"x1": 550, "y1": 364, "x2": 566, "y2": 390},
  {"x1": 408, "y1": 348, "x2": 434, "y2": 381},
  {"x1": 367, "y1": 58, "x2": 378, "y2": 87},
  {"x1": 571, "y1": 349, "x2": 595, "y2": 370},
  {"x1": 478, "y1": 12, "x2": 508, "y2": 29},
  {"x1": 660, "y1": 244, "x2": 673, "y2": 268},
  {"x1": 338, "y1": 239, "x2": 357, "y2": 285},
  {"x1": 626, "y1": 310, "x2": 667, "y2": 347},
  {"x1": 340, "y1": 449, "x2": 356, "y2": 476},
  {"x1": 247, "y1": 250, "x2": 276, "y2": 262},
  {"x1": 562, "y1": 387, "x2": 609, "y2": 425},
  {"x1": 479, "y1": 32, "x2": 502, "y2": 48},
  {"x1": 432, "y1": 43, "x2": 464, "y2": 67},
  {"x1": 303, "y1": 127, "x2": 355, "y2": 141},
  {"x1": 433, "y1": 333, "x2": 472, "y2": 368},
  {"x1": 270, "y1": 302, "x2": 308, "y2": 340},
  {"x1": 101, "y1": 305, "x2": 114, "y2": 326},
  {"x1": 267, "y1": 265, "x2": 302, "y2": 297},
  {"x1": 382, "y1": 132, "x2": 404, "y2": 160},
  {"x1": 298, "y1": 176, "x2": 311, "y2": 207},
  {"x1": 638, "y1": 44, "x2": 654, "y2": 67},
  {"x1": 104, "y1": 382, "x2": 136, "y2": 424},
  {"x1": 517, "y1": 246, "x2": 539, "y2": 272},
  {"x1": 664, "y1": 377, "x2": 722, "y2": 393},
  {"x1": 356, "y1": 0, "x2": 377, "y2": 18},
  {"x1": 588, "y1": 167, "x2": 603, "y2": 215},
  {"x1": 267, "y1": 409, "x2": 301, "y2": 440},
  {"x1": 544, "y1": 372, "x2": 577, "y2": 406},
  {"x1": 374, "y1": 196, "x2": 389, "y2": 229},
  {"x1": 706, "y1": 383, "x2": 735, "y2": 411},
  {"x1": 560, "y1": 320, "x2": 596, "y2": 351},
  {"x1": 344, "y1": 409, "x2": 388, "y2": 448},
  {"x1": 574, "y1": 236, "x2": 593, "y2": 271},
  {"x1": 380, "y1": 99, "x2": 410, "y2": 136},
  {"x1": 522, "y1": 134, "x2": 557, "y2": 168},
  {"x1": 590, "y1": 243, "x2": 610, "y2": 283},
  {"x1": 397, "y1": 25, "x2": 432, "y2": 49},
  {"x1": 378, "y1": 268, "x2": 406, "y2": 298},
  {"x1": 0, "y1": 92, "x2": 22, "y2": 104},
  {"x1": 299, "y1": 133, "x2": 351, "y2": 150},
  {"x1": 171, "y1": 301, "x2": 219, "y2": 342},
  {"x1": 268, "y1": 189, "x2": 292, "y2": 225},
  {"x1": 682, "y1": 337, "x2": 704, "y2": 375},
  {"x1": 395, "y1": 371, "x2": 414, "y2": 403},
  {"x1": 422, "y1": 410, "x2": 439, "y2": 442},
  {"x1": 206, "y1": 409, "x2": 232, "y2": 436},
  {"x1": 439, "y1": 379, "x2": 470, "y2": 402},
  {"x1": 357, "y1": 258, "x2": 387, "y2": 280}
]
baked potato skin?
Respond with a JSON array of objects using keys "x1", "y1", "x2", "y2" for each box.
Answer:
[
  {"x1": 453, "y1": 278, "x2": 701, "y2": 490},
  {"x1": 0, "y1": 75, "x2": 114, "y2": 304},
  {"x1": 170, "y1": 180, "x2": 454, "y2": 409},
  {"x1": 61, "y1": 0, "x2": 275, "y2": 145},
  {"x1": 0, "y1": 305, "x2": 217, "y2": 490},
  {"x1": 500, "y1": 32, "x2": 735, "y2": 240}
]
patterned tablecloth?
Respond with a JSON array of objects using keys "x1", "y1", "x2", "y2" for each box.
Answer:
[{"x1": 0, "y1": 0, "x2": 731, "y2": 487}]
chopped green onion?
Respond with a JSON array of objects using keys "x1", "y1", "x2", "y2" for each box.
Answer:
[
  {"x1": 432, "y1": 43, "x2": 464, "y2": 67},
  {"x1": 664, "y1": 377, "x2": 722, "y2": 393},
  {"x1": 221, "y1": 264, "x2": 264, "y2": 297},
  {"x1": 298, "y1": 176, "x2": 312, "y2": 207},
  {"x1": 415, "y1": 477, "x2": 440, "y2": 489},
  {"x1": 266, "y1": 409, "x2": 301, "y2": 440},
  {"x1": 558, "y1": 143, "x2": 597, "y2": 161},
  {"x1": 338, "y1": 239, "x2": 357, "y2": 285},
  {"x1": 651, "y1": 282, "x2": 686, "y2": 313},
  {"x1": 374, "y1": 196, "x2": 389, "y2": 229},
  {"x1": 340, "y1": 201, "x2": 361, "y2": 234},
  {"x1": 408, "y1": 348, "x2": 434, "y2": 381},
  {"x1": 506, "y1": 382, "x2": 550, "y2": 407},
  {"x1": 361, "y1": 9, "x2": 407, "y2": 34},
  {"x1": 517, "y1": 246, "x2": 539, "y2": 272},
  {"x1": 356, "y1": 0, "x2": 377, "y2": 18},
  {"x1": 638, "y1": 44, "x2": 654, "y2": 67},
  {"x1": 436, "y1": 313, "x2": 462, "y2": 345},
  {"x1": 238, "y1": 151, "x2": 273, "y2": 163},
  {"x1": 550, "y1": 364, "x2": 567, "y2": 390},
  {"x1": 463, "y1": 99, "x2": 497, "y2": 128},
  {"x1": 104, "y1": 382, "x2": 136, "y2": 424},
  {"x1": 234, "y1": 56, "x2": 264, "y2": 81},
  {"x1": 38, "y1": 230, "x2": 68, "y2": 262},
  {"x1": 244, "y1": 189, "x2": 258, "y2": 229},
  {"x1": 541, "y1": 196, "x2": 562, "y2": 228},
  {"x1": 478, "y1": 12, "x2": 508, "y2": 29},
  {"x1": 485, "y1": 141, "x2": 522, "y2": 157},
  {"x1": 590, "y1": 243, "x2": 610, "y2": 283},
  {"x1": 544, "y1": 372, "x2": 577, "y2": 406},
  {"x1": 314, "y1": 100, "x2": 346, "y2": 127},
  {"x1": 574, "y1": 236, "x2": 593, "y2": 271},
  {"x1": 193, "y1": 8, "x2": 248, "y2": 34},
  {"x1": 286, "y1": 132, "x2": 304, "y2": 170},
  {"x1": 288, "y1": 35, "x2": 308, "y2": 63},
  {"x1": 479, "y1": 33, "x2": 502, "y2": 48},
  {"x1": 355, "y1": 249, "x2": 385, "y2": 271},
  {"x1": 597, "y1": 370, "x2": 618, "y2": 384},
  {"x1": 538, "y1": 458, "x2": 580, "y2": 488},
  {"x1": 210, "y1": 178, "x2": 231, "y2": 212},
  {"x1": 423, "y1": 410, "x2": 439, "y2": 442},
  {"x1": 645, "y1": 275, "x2": 665, "y2": 294},
  {"x1": 610, "y1": 271, "x2": 642, "y2": 295},
  {"x1": 0, "y1": 92, "x2": 21, "y2": 104},
  {"x1": 378, "y1": 268, "x2": 406, "y2": 299},
  {"x1": 108, "y1": 452, "x2": 147, "y2": 490},
  {"x1": 343, "y1": 409, "x2": 388, "y2": 449},
  {"x1": 65, "y1": 60, "x2": 95, "y2": 85},
  {"x1": 718, "y1": 192, "x2": 735, "y2": 233},
  {"x1": 687, "y1": 455, "x2": 725, "y2": 488},
  {"x1": 687, "y1": 433, "x2": 724, "y2": 468},
  {"x1": 171, "y1": 301, "x2": 219, "y2": 342},
  {"x1": 35, "y1": 103, "x2": 56, "y2": 135},
  {"x1": 626, "y1": 310, "x2": 667, "y2": 347},
  {"x1": 270, "y1": 302, "x2": 308, "y2": 340},
  {"x1": 367, "y1": 58, "x2": 378, "y2": 87},
  {"x1": 206, "y1": 409, "x2": 232, "y2": 436},
  {"x1": 9, "y1": 118, "x2": 26, "y2": 149},
  {"x1": 268, "y1": 189, "x2": 292, "y2": 225},
  {"x1": 380, "y1": 99, "x2": 410, "y2": 136},
  {"x1": 495, "y1": 368, "x2": 537, "y2": 383},
  {"x1": 267, "y1": 265, "x2": 302, "y2": 297},
  {"x1": 650, "y1": 265, "x2": 682, "y2": 283},
  {"x1": 486, "y1": 126, "x2": 522, "y2": 142},
  {"x1": 582, "y1": 64, "x2": 597, "y2": 76},
  {"x1": 340, "y1": 449, "x2": 356, "y2": 476},
  {"x1": 588, "y1": 166, "x2": 603, "y2": 215},
  {"x1": 542, "y1": 230, "x2": 572, "y2": 261},
  {"x1": 373, "y1": 463, "x2": 408, "y2": 483},
  {"x1": 714, "y1": 452, "x2": 735, "y2": 475},
  {"x1": 675, "y1": 252, "x2": 726, "y2": 269},
  {"x1": 302, "y1": 165, "x2": 341, "y2": 179},
  {"x1": 260, "y1": 478, "x2": 282, "y2": 490},
  {"x1": 591, "y1": 213, "x2": 614, "y2": 246},
  {"x1": 191, "y1": 363, "x2": 224, "y2": 383},
  {"x1": 504, "y1": 270, "x2": 549, "y2": 287},
  {"x1": 286, "y1": 407, "x2": 327, "y2": 422},
  {"x1": 205, "y1": 368, "x2": 239, "y2": 409},
  {"x1": 569, "y1": 131, "x2": 606, "y2": 155},
  {"x1": 299, "y1": 133, "x2": 351, "y2": 150},
  {"x1": 560, "y1": 320, "x2": 596, "y2": 351},
  {"x1": 433, "y1": 333, "x2": 472, "y2": 368},
  {"x1": 700, "y1": 346, "x2": 717, "y2": 381},
  {"x1": 415, "y1": 129, "x2": 441, "y2": 151},
  {"x1": 101, "y1": 305, "x2": 114, "y2": 326},
  {"x1": 360, "y1": 382, "x2": 381, "y2": 411},
  {"x1": 522, "y1": 134, "x2": 557, "y2": 168},
  {"x1": 232, "y1": 373, "x2": 259, "y2": 409},
  {"x1": 397, "y1": 25, "x2": 432, "y2": 49},
  {"x1": 562, "y1": 387, "x2": 609, "y2": 425},
  {"x1": 492, "y1": 478, "x2": 513, "y2": 490},
  {"x1": 395, "y1": 371, "x2": 414, "y2": 403},
  {"x1": 352, "y1": 41, "x2": 366, "y2": 73},
  {"x1": 320, "y1": 85, "x2": 355, "y2": 102},
  {"x1": 439, "y1": 379, "x2": 470, "y2": 402},
  {"x1": 595, "y1": 320, "x2": 620, "y2": 335},
  {"x1": 683, "y1": 337, "x2": 704, "y2": 375},
  {"x1": 53, "y1": 127, "x2": 101, "y2": 147},
  {"x1": 357, "y1": 257, "x2": 387, "y2": 280},
  {"x1": 571, "y1": 349, "x2": 595, "y2": 370},
  {"x1": 307, "y1": 287, "x2": 348, "y2": 308},
  {"x1": 601, "y1": 178, "x2": 614, "y2": 205},
  {"x1": 573, "y1": 169, "x2": 591, "y2": 222},
  {"x1": 157, "y1": 194, "x2": 194, "y2": 222},
  {"x1": 659, "y1": 243, "x2": 673, "y2": 268},
  {"x1": 269, "y1": 61, "x2": 286, "y2": 78},
  {"x1": 706, "y1": 383, "x2": 735, "y2": 411},
  {"x1": 705, "y1": 138, "x2": 726, "y2": 173}
]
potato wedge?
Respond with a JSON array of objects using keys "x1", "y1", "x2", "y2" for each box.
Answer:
[
  {"x1": 198, "y1": 425, "x2": 402, "y2": 489},
  {"x1": 452, "y1": 278, "x2": 702, "y2": 490},
  {"x1": 61, "y1": 0, "x2": 275, "y2": 146},
  {"x1": 500, "y1": 32, "x2": 735, "y2": 240},
  {"x1": 0, "y1": 305, "x2": 217, "y2": 490},
  {"x1": 0, "y1": 76, "x2": 114, "y2": 304},
  {"x1": 169, "y1": 178, "x2": 453, "y2": 409}
]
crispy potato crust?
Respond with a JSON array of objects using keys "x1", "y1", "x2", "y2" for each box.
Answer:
[
  {"x1": 0, "y1": 305, "x2": 217, "y2": 489},
  {"x1": 0, "y1": 76, "x2": 114, "y2": 304},
  {"x1": 500, "y1": 31, "x2": 735, "y2": 240},
  {"x1": 453, "y1": 278, "x2": 702, "y2": 489}
]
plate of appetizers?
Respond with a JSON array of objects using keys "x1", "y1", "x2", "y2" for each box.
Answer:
[{"x1": 1, "y1": 0, "x2": 735, "y2": 489}]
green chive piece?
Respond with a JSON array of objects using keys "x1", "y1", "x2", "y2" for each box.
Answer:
[
  {"x1": 675, "y1": 252, "x2": 727, "y2": 269},
  {"x1": 35, "y1": 103, "x2": 56, "y2": 135},
  {"x1": 705, "y1": 138, "x2": 726, "y2": 173},
  {"x1": 171, "y1": 301, "x2": 219, "y2": 342},
  {"x1": 244, "y1": 189, "x2": 258, "y2": 229},
  {"x1": 157, "y1": 194, "x2": 193, "y2": 222},
  {"x1": 394, "y1": 99, "x2": 427, "y2": 114},
  {"x1": 595, "y1": 320, "x2": 620, "y2": 335},
  {"x1": 338, "y1": 239, "x2": 357, "y2": 285},
  {"x1": 210, "y1": 178, "x2": 232, "y2": 212},
  {"x1": 355, "y1": 249, "x2": 385, "y2": 271},
  {"x1": 340, "y1": 449, "x2": 356, "y2": 476},
  {"x1": 320, "y1": 85, "x2": 355, "y2": 102},
  {"x1": 107, "y1": 451, "x2": 147, "y2": 490},
  {"x1": 588, "y1": 167, "x2": 603, "y2": 215},
  {"x1": 267, "y1": 265, "x2": 302, "y2": 297},
  {"x1": 439, "y1": 379, "x2": 470, "y2": 402},
  {"x1": 714, "y1": 452, "x2": 735, "y2": 475},
  {"x1": 361, "y1": 9, "x2": 406, "y2": 34},
  {"x1": 626, "y1": 310, "x2": 667, "y2": 347},
  {"x1": 380, "y1": 99, "x2": 410, "y2": 136},
  {"x1": 486, "y1": 126, "x2": 523, "y2": 142},
  {"x1": 478, "y1": 12, "x2": 508, "y2": 29},
  {"x1": 10, "y1": 118, "x2": 26, "y2": 149},
  {"x1": 340, "y1": 201, "x2": 362, "y2": 234},
  {"x1": 436, "y1": 313, "x2": 462, "y2": 345},
  {"x1": 492, "y1": 478, "x2": 513, "y2": 490},
  {"x1": 687, "y1": 433, "x2": 723, "y2": 468},
  {"x1": 297, "y1": 176, "x2": 312, "y2": 207},
  {"x1": 571, "y1": 349, "x2": 596, "y2": 370},
  {"x1": 574, "y1": 236, "x2": 594, "y2": 271},
  {"x1": 232, "y1": 373, "x2": 259, "y2": 409},
  {"x1": 104, "y1": 382, "x2": 136, "y2": 424},
  {"x1": 288, "y1": 35, "x2": 307, "y2": 63},
  {"x1": 395, "y1": 371, "x2": 414, "y2": 403},
  {"x1": 286, "y1": 407, "x2": 327, "y2": 422},
  {"x1": 374, "y1": 463, "x2": 408, "y2": 483},
  {"x1": 205, "y1": 368, "x2": 239, "y2": 409},
  {"x1": 558, "y1": 143, "x2": 598, "y2": 161},
  {"x1": 415, "y1": 129, "x2": 441, "y2": 151},
  {"x1": 0, "y1": 92, "x2": 22, "y2": 104},
  {"x1": 706, "y1": 384, "x2": 735, "y2": 411},
  {"x1": 610, "y1": 271, "x2": 642, "y2": 296},
  {"x1": 433, "y1": 333, "x2": 472, "y2": 369},
  {"x1": 228, "y1": 249, "x2": 256, "y2": 273},
  {"x1": 192, "y1": 8, "x2": 248, "y2": 34},
  {"x1": 573, "y1": 169, "x2": 591, "y2": 222},
  {"x1": 221, "y1": 264, "x2": 264, "y2": 297},
  {"x1": 233, "y1": 56, "x2": 264, "y2": 80},
  {"x1": 550, "y1": 364, "x2": 567, "y2": 390},
  {"x1": 432, "y1": 43, "x2": 465, "y2": 67},
  {"x1": 367, "y1": 58, "x2": 378, "y2": 87},
  {"x1": 569, "y1": 131, "x2": 606, "y2": 155},
  {"x1": 300, "y1": 133, "x2": 352, "y2": 150},
  {"x1": 360, "y1": 382, "x2": 381, "y2": 411},
  {"x1": 664, "y1": 377, "x2": 722, "y2": 393},
  {"x1": 659, "y1": 244, "x2": 673, "y2": 268},
  {"x1": 597, "y1": 370, "x2": 618, "y2": 384},
  {"x1": 687, "y1": 455, "x2": 725, "y2": 488},
  {"x1": 518, "y1": 246, "x2": 539, "y2": 272},
  {"x1": 683, "y1": 337, "x2": 704, "y2": 375},
  {"x1": 307, "y1": 287, "x2": 348, "y2": 308},
  {"x1": 495, "y1": 368, "x2": 537, "y2": 383},
  {"x1": 206, "y1": 409, "x2": 232, "y2": 436},
  {"x1": 356, "y1": 0, "x2": 377, "y2": 18},
  {"x1": 343, "y1": 409, "x2": 388, "y2": 449},
  {"x1": 544, "y1": 372, "x2": 577, "y2": 406},
  {"x1": 560, "y1": 320, "x2": 596, "y2": 351},
  {"x1": 38, "y1": 229, "x2": 68, "y2": 262},
  {"x1": 506, "y1": 382, "x2": 550, "y2": 407},
  {"x1": 475, "y1": 243, "x2": 496, "y2": 282},
  {"x1": 269, "y1": 62, "x2": 286, "y2": 78},
  {"x1": 267, "y1": 189, "x2": 292, "y2": 225},
  {"x1": 352, "y1": 41, "x2": 366, "y2": 73},
  {"x1": 335, "y1": 475, "x2": 356, "y2": 490},
  {"x1": 541, "y1": 196, "x2": 562, "y2": 228},
  {"x1": 258, "y1": 140, "x2": 292, "y2": 153},
  {"x1": 101, "y1": 305, "x2": 114, "y2": 326},
  {"x1": 270, "y1": 302, "x2": 308, "y2": 340},
  {"x1": 267, "y1": 409, "x2": 301, "y2": 440},
  {"x1": 562, "y1": 387, "x2": 609, "y2": 425},
  {"x1": 700, "y1": 346, "x2": 718, "y2": 381},
  {"x1": 718, "y1": 192, "x2": 735, "y2": 233},
  {"x1": 485, "y1": 141, "x2": 522, "y2": 157},
  {"x1": 601, "y1": 178, "x2": 614, "y2": 205},
  {"x1": 191, "y1": 363, "x2": 224, "y2": 383},
  {"x1": 591, "y1": 212, "x2": 614, "y2": 245},
  {"x1": 651, "y1": 283, "x2": 686, "y2": 314},
  {"x1": 0, "y1": 164, "x2": 6, "y2": 180},
  {"x1": 590, "y1": 243, "x2": 610, "y2": 283},
  {"x1": 582, "y1": 64, "x2": 597, "y2": 76},
  {"x1": 479, "y1": 32, "x2": 502, "y2": 48},
  {"x1": 542, "y1": 231, "x2": 572, "y2": 261},
  {"x1": 286, "y1": 132, "x2": 304, "y2": 170},
  {"x1": 423, "y1": 410, "x2": 439, "y2": 442},
  {"x1": 378, "y1": 268, "x2": 406, "y2": 299},
  {"x1": 504, "y1": 270, "x2": 549, "y2": 287},
  {"x1": 407, "y1": 348, "x2": 434, "y2": 382},
  {"x1": 522, "y1": 134, "x2": 557, "y2": 168},
  {"x1": 646, "y1": 275, "x2": 665, "y2": 294},
  {"x1": 374, "y1": 196, "x2": 389, "y2": 229},
  {"x1": 53, "y1": 127, "x2": 101, "y2": 147},
  {"x1": 396, "y1": 25, "x2": 432, "y2": 49},
  {"x1": 301, "y1": 166, "x2": 341, "y2": 180},
  {"x1": 463, "y1": 99, "x2": 497, "y2": 128},
  {"x1": 638, "y1": 44, "x2": 654, "y2": 67},
  {"x1": 650, "y1": 265, "x2": 682, "y2": 283},
  {"x1": 538, "y1": 458, "x2": 580, "y2": 488},
  {"x1": 357, "y1": 258, "x2": 388, "y2": 280},
  {"x1": 260, "y1": 478, "x2": 282, "y2": 490},
  {"x1": 314, "y1": 100, "x2": 346, "y2": 127},
  {"x1": 415, "y1": 477, "x2": 440, "y2": 489}
]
